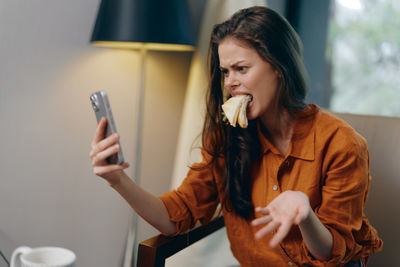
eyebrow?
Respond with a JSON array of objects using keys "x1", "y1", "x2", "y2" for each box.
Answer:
[{"x1": 220, "y1": 60, "x2": 246, "y2": 70}]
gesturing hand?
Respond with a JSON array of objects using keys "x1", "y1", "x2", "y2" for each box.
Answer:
[{"x1": 251, "y1": 190, "x2": 311, "y2": 248}]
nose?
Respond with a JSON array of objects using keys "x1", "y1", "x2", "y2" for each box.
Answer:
[{"x1": 224, "y1": 72, "x2": 239, "y2": 93}]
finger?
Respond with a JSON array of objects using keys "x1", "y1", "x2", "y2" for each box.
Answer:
[
  {"x1": 121, "y1": 162, "x2": 130, "y2": 169},
  {"x1": 269, "y1": 221, "x2": 292, "y2": 248},
  {"x1": 92, "y1": 117, "x2": 108, "y2": 146},
  {"x1": 254, "y1": 220, "x2": 280, "y2": 240},
  {"x1": 91, "y1": 144, "x2": 120, "y2": 165},
  {"x1": 251, "y1": 215, "x2": 272, "y2": 227},
  {"x1": 255, "y1": 206, "x2": 270, "y2": 215},
  {"x1": 90, "y1": 133, "x2": 120, "y2": 158}
]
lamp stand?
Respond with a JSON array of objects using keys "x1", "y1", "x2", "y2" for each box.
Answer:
[{"x1": 123, "y1": 48, "x2": 147, "y2": 267}]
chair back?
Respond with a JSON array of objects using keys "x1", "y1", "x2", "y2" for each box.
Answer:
[{"x1": 334, "y1": 112, "x2": 400, "y2": 266}]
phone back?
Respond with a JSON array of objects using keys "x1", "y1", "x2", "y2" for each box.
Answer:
[{"x1": 90, "y1": 91, "x2": 124, "y2": 164}]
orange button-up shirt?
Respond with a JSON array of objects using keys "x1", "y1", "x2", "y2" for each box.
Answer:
[{"x1": 160, "y1": 104, "x2": 382, "y2": 266}]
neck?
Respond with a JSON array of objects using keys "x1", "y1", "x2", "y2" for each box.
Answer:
[
  {"x1": 260, "y1": 107, "x2": 294, "y2": 155},
  {"x1": 261, "y1": 106, "x2": 293, "y2": 136}
]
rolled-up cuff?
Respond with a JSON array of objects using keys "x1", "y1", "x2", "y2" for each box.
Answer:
[
  {"x1": 281, "y1": 225, "x2": 360, "y2": 267},
  {"x1": 159, "y1": 191, "x2": 194, "y2": 236}
]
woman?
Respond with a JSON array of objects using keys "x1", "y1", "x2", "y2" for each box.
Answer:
[{"x1": 90, "y1": 6, "x2": 382, "y2": 266}]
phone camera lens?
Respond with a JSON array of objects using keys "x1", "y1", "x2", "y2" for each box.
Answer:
[{"x1": 90, "y1": 94, "x2": 99, "y2": 112}]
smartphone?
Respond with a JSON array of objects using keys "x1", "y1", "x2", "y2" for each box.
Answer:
[{"x1": 90, "y1": 90, "x2": 125, "y2": 165}]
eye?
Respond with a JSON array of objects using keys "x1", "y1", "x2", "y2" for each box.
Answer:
[
  {"x1": 237, "y1": 66, "x2": 248, "y2": 73},
  {"x1": 220, "y1": 67, "x2": 229, "y2": 76}
]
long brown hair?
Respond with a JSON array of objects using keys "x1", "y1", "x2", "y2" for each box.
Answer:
[{"x1": 202, "y1": 6, "x2": 308, "y2": 219}]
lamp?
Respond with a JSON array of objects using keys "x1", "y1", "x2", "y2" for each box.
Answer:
[
  {"x1": 90, "y1": 0, "x2": 195, "y2": 266},
  {"x1": 91, "y1": 0, "x2": 196, "y2": 51}
]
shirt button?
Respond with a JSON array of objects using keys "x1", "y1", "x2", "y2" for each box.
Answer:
[
  {"x1": 272, "y1": 185, "x2": 278, "y2": 191},
  {"x1": 288, "y1": 262, "x2": 294, "y2": 266}
]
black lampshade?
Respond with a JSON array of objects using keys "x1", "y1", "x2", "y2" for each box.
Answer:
[{"x1": 91, "y1": 0, "x2": 196, "y2": 51}]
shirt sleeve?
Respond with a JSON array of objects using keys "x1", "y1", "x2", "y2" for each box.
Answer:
[
  {"x1": 300, "y1": 126, "x2": 371, "y2": 266},
  {"x1": 159, "y1": 150, "x2": 220, "y2": 235}
]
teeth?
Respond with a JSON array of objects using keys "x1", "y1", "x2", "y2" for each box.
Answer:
[{"x1": 249, "y1": 95, "x2": 253, "y2": 101}]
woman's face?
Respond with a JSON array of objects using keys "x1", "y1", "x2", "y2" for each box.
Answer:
[{"x1": 218, "y1": 37, "x2": 280, "y2": 121}]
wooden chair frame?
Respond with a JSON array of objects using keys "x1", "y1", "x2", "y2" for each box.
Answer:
[{"x1": 137, "y1": 216, "x2": 225, "y2": 267}]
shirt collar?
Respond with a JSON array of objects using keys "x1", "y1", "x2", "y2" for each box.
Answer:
[{"x1": 257, "y1": 104, "x2": 318, "y2": 161}]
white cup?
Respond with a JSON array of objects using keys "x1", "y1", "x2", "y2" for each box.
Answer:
[{"x1": 10, "y1": 246, "x2": 76, "y2": 267}]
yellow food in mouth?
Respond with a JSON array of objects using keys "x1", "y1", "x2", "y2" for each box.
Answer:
[{"x1": 221, "y1": 95, "x2": 252, "y2": 128}]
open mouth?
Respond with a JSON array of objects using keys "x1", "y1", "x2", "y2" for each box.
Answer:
[
  {"x1": 247, "y1": 94, "x2": 253, "y2": 107},
  {"x1": 247, "y1": 95, "x2": 254, "y2": 112}
]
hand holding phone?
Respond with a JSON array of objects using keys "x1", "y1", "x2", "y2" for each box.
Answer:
[{"x1": 90, "y1": 91, "x2": 125, "y2": 165}]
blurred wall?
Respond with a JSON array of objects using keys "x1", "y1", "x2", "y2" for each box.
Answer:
[
  {"x1": 286, "y1": 0, "x2": 331, "y2": 107},
  {"x1": 0, "y1": 0, "x2": 193, "y2": 266}
]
